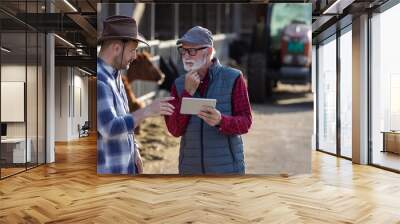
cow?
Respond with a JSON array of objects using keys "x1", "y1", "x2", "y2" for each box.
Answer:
[
  {"x1": 121, "y1": 51, "x2": 165, "y2": 134},
  {"x1": 126, "y1": 51, "x2": 165, "y2": 84}
]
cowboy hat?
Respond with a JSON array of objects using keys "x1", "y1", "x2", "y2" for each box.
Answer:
[{"x1": 98, "y1": 15, "x2": 149, "y2": 46}]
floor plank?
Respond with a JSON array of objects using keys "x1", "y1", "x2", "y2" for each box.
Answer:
[{"x1": 0, "y1": 135, "x2": 399, "y2": 223}]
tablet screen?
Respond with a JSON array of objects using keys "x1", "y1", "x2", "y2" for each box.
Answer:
[{"x1": 180, "y1": 97, "x2": 217, "y2": 115}]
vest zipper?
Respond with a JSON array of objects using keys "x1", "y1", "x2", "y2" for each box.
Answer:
[
  {"x1": 227, "y1": 137, "x2": 235, "y2": 163},
  {"x1": 200, "y1": 75, "x2": 211, "y2": 174},
  {"x1": 200, "y1": 120, "x2": 205, "y2": 174}
]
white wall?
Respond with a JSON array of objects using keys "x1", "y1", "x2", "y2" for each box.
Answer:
[
  {"x1": 54, "y1": 67, "x2": 89, "y2": 141},
  {"x1": 71, "y1": 72, "x2": 89, "y2": 138},
  {"x1": 55, "y1": 66, "x2": 68, "y2": 141},
  {"x1": 1, "y1": 65, "x2": 30, "y2": 138}
]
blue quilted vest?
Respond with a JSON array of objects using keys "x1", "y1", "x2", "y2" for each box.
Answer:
[{"x1": 175, "y1": 58, "x2": 245, "y2": 175}]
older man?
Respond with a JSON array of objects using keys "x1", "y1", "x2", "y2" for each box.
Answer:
[
  {"x1": 97, "y1": 16, "x2": 174, "y2": 175},
  {"x1": 165, "y1": 26, "x2": 252, "y2": 174}
]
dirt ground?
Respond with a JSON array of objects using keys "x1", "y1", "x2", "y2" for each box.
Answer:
[
  {"x1": 135, "y1": 116, "x2": 180, "y2": 174},
  {"x1": 136, "y1": 83, "x2": 313, "y2": 175}
]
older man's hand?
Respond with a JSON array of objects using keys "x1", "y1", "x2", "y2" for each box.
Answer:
[
  {"x1": 184, "y1": 70, "x2": 201, "y2": 96},
  {"x1": 198, "y1": 106, "x2": 222, "y2": 127}
]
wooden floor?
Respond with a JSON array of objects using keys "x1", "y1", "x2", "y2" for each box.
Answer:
[{"x1": 1, "y1": 135, "x2": 400, "y2": 223}]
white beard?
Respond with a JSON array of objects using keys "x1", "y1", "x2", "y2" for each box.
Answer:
[{"x1": 183, "y1": 55, "x2": 206, "y2": 72}]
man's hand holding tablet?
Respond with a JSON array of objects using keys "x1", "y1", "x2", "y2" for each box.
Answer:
[
  {"x1": 197, "y1": 104, "x2": 222, "y2": 127},
  {"x1": 180, "y1": 97, "x2": 216, "y2": 115},
  {"x1": 180, "y1": 97, "x2": 222, "y2": 127}
]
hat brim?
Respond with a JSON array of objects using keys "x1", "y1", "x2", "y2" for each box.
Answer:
[
  {"x1": 176, "y1": 38, "x2": 212, "y2": 47},
  {"x1": 98, "y1": 33, "x2": 149, "y2": 47},
  {"x1": 176, "y1": 38, "x2": 198, "y2": 46}
]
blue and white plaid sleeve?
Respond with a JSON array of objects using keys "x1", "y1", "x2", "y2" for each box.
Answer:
[{"x1": 97, "y1": 80, "x2": 135, "y2": 138}]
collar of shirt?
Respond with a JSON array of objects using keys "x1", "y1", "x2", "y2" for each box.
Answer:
[
  {"x1": 98, "y1": 57, "x2": 119, "y2": 79},
  {"x1": 200, "y1": 57, "x2": 221, "y2": 85},
  {"x1": 97, "y1": 57, "x2": 126, "y2": 110},
  {"x1": 200, "y1": 73, "x2": 209, "y2": 85},
  {"x1": 198, "y1": 70, "x2": 210, "y2": 97}
]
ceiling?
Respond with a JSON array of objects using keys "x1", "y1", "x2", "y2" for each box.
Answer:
[
  {"x1": 312, "y1": 0, "x2": 390, "y2": 43},
  {"x1": 0, "y1": 0, "x2": 99, "y2": 73}
]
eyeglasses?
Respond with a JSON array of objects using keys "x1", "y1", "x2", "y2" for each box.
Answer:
[{"x1": 177, "y1": 46, "x2": 208, "y2": 56}]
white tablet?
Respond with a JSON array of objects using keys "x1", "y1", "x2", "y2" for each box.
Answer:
[{"x1": 180, "y1": 97, "x2": 217, "y2": 115}]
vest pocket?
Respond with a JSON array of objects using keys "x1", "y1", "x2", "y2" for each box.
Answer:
[{"x1": 228, "y1": 136, "x2": 245, "y2": 173}]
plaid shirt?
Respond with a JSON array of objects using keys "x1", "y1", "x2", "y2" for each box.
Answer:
[{"x1": 97, "y1": 58, "x2": 137, "y2": 175}]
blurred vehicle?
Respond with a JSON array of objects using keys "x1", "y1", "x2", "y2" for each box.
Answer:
[
  {"x1": 279, "y1": 20, "x2": 312, "y2": 84},
  {"x1": 268, "y1": 4, "x2": 312, "y2": 84},
  {"x1": 246, "y1": 4, "x2": 312, "y2": 102}
]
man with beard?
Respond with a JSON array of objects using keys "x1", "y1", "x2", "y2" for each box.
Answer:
[
  {"x1": 165, "y1": 26, "x2": 252, "y2": 175},
  {"x1": 97, "y1": 16, "x2": 174, "y2": 175}
]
